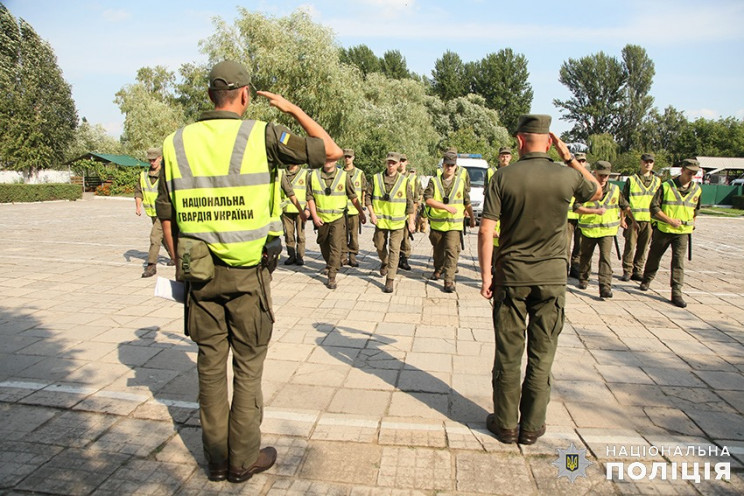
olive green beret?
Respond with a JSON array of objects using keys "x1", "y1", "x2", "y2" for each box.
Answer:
[
  {"x1": 386, "y1": 152, "x2": 401, "y2": 163},
  {"x1": 594, "y1": 160, "x2": 612, "y2": 175},
  {"x1": 513, "y1": 114, "x2": 551, "y2": 136},
  {"x1": 209, "y1": 60, "x2": 251, "y2": 90},
  {"x1": 499, "y1": 147, "x2": 512, "y2": 155},
  {"x1": 681, "y1": 158, "x2": 700, "y2": 171}
]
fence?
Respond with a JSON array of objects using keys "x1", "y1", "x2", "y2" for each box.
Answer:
[{"x1": 611, "y1": 181, "x2": 742, "y2": 207}]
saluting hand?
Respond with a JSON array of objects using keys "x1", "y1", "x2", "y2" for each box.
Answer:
[
  {"x1": 550, "y1": 132, "x2": 571, "y2": 161},
  {"x1": 257, "y1": 91, "x2": 295, "y2": 113}
]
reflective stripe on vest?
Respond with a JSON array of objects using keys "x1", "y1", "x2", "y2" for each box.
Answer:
[
  {"x1": 657, "y1": 180, "x2": 700, "y2": 234},
  {"x1": 311, "y1": 169, "x2": 347, "y2": 222},
  {"x1": 164, "y1": 119, "x2": 275, "y2": 267},
  {"x1": 427, "y1": 173, "x2": 465, "y2": 232},
  {"x1": 628, "y1": 174, "x2": 661, "y2": 222},
  {"x1": 567, "y1": 197, "x2": 579, "y2": 220},
  {"x1": 346, "y1": 167, "x2": 363, "y2": 215},
  {"x1": 372, "y1": 172, "x2": 407, "y2": 230},
  {"x1": 140, "y1": 171, "x2": 158, "y2": 217},
  {"x1": 578, "y1": 183, "x2": 621, "y2": 238},
  {"x1": 281, "y1": 168, "x2": 308, "y2": 213}
]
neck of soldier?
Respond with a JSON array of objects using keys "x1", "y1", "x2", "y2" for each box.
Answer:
[{"x1": 679, "y1": 170, "x2": 694, "y2": 188}]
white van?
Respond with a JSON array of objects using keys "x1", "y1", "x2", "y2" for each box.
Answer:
[{"x1": 453, "y1": 153, "x2": 490, "y2": 223}]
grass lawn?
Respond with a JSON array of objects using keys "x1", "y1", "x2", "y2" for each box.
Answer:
[{"x1": 700, "y1": 207, "x2": 744, "y2": 217}]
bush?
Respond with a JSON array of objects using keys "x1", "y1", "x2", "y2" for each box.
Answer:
[
  {"x1": 0, "y1": 183, "x2": 82, "y2": 203},
  {"x1": 732, "y1": 196, "x2": 744, "y2": 210}
]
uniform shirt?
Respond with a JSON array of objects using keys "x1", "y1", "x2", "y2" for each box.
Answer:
[
  {"x1": 574, "y1": 182, "x2": 630, "y2": 211},
  {"x1": 134, "y1": 168, "x2": 160, "y2": 199},
  {"x1": 365, "y1": 171, "x2": 415, "y2": 215},
  {"x1": 155, "y1": 110, "x2": 325, "y2": 221},
  {"x1": 422, "y1": 168, "x2": 471, "y2": 206},
  {"x1": 305, "y1": 168, "x2": 357, "y2": 202},
  {"x1": 482, "y1": 152, "x2": 597, "y2": 286},
  {"x1": 280, "y1": 171, "x2": 295, "y2": 197},
  {"x1": 649, "y1": 177, "x2": 701, "y2": 218}
]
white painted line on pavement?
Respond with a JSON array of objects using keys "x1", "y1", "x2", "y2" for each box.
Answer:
[
  {"x1": 264, "y1": 409, "x2": 318, "y2": 423},
  {"x1": 318, "y1": 416, "x2": 379, "y2": 428},
  {"x1": 0, "y1": 380, "x2": 46, "y2": 391},
  {"x1": 381, "y1": 421, "x2": 442, "y2": 431}
]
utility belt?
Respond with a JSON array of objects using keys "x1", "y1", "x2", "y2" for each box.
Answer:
[{"x1": 177, "y1": 236, "x2": 282, "y2": 283}]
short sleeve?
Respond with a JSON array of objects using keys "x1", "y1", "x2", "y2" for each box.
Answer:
[{"x1": 266, "y1": 123, "x2": 325, "y2": 169}]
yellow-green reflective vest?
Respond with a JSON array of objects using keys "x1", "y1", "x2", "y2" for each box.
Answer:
[
  {"x1": 280, "y1": 168, "x2": 307, "y2": 214},
  {"x1": 139, "y1": 171, "x2": 158, "y2": 217},
  {"x1": 427, "y1": 172, "x2": 465, "y2": 232},
  {"x1": 578, "y1": 184, "x2": 621, "y2": 238},
  {"x1": 346, "y1": 167, "x2": 364, "y2": 215},
  {"x1": 567, "y1": 197, "x2": 579, "y2": 220},
  {"x1": 372, "y1": 172, "x2": 408, "y2": 230},
  {"x1": 628, "y1": 174, "x2": 661, "y2": 222},
  {"x1": 657, "y1": 180, "x2": 700, "y2": 234},
  {"x1": 163, "y1": 119, "x2": 281, "y2": 267},
  {"x1": 493, "y1": 220, "x2": 500, "y2": 247},
  {"x1": 487, "y1": 167, "x2": 497, "y2": 184},
  {"x1": 311, "y1": 169, "x2": 348, "y2": 223}
]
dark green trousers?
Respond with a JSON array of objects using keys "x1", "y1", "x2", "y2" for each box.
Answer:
[
  {"x1": 188, "y1": 264, "x2": 273, "y2": 470},
  {"x1": 429, "y1": 229, "x2": 461, "y2": 283},
  {"x1": 578, "y1": 234, "x2": 614, "y2": 290},
  {"x1": 566, "y1": 219, "x2": 581, "y2": 272},
  {"x1": 373, "y1": 227, "x2": 404, "y2": 280},
  {"x1": 317, "y1": 217, "x2": 345, "y2": 278},
  {"x1": 281, "y1": 212, "x2": 306, "y2": 259},
  {"x1": 342, "y1": 214, "x2": 360, "y2": 259},
  {"x1": 622, "y1": 220, "x2": 652, "y2": 276},
  {"x1": 491, "y1": 284, "x2": 565, "y2": 431},
  {"x1": 642, "y1": 228, "x2": 687, "y2": 295}
]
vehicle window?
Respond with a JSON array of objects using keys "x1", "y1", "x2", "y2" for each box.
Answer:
[{"x1": 465, "y1": 167, "x2": 485, "y2": 187}]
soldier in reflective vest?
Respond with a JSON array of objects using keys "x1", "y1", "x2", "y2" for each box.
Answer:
[
  {"x1": 156, "y1": 60, "x2": 341, "y2": 484},
  {"x1": 340, "y1": 148, "x2": 367, "y2": 267},
  {"x1": 366, "y1": 152, "x2": 415, "y2": 293},
  {"x1": 425, "y1": 150, "x2": 475, "y2": 292},
  {"x1": 574, "y1": 161, "x2": 631, "y2": 299},
  {"x1": 621, "y1": 153, "x2": 662, "y2": 281},
  {"x1": 566, "y1": 152, "x2": 588, "y2": 278},
  {"x1": 640, "y1": 159, "x2": 702, "y2": 308},
  {"x1": 307, "y1": 161, "x2": 366, "y2": 289},
  {"x1": 135, "y1": 147, "x2": 174, "y2": 277},
  {"x1": 486, "y1": 146, "x2": 513, "y2": 186},
  {"x1": 397, "y1": 153, "x2": 418, "y2": 271},
  {"x1": 279, "y1": 164, "x2": 309, "y2": 265}
]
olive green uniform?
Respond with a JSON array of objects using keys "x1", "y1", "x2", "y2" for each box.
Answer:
[
  {"x1": 365, "y1": 172, "x2": 414, "y2": 281},
  {"x1": 156, "y1": 109, "x2": 325, "y2": 471},
  {"x1": 306, "y1": 169, "x2": 357, "y2": 280},
  {"x1": 575, "y1": 184, "x2": 629, "y2": 292},
  {"x1": 342, "y1": 166, "x2": 367, "y2": 264},
  {"x1": 641, "y1": 177, "x2": 701, "y2": 295},
  {"x1": 566, "y1": 215, "x2": 581, "y2": 275},
  {"x1": 134, "y1": 170, "x2": 170, "y2": 265},
  {"x1": 400, "y1": 172, "x2": 421, "y2": 259},
  {"x1": 622, "y1": 174, "x2": 660, "y2": 277},
  {"x1": 423, "y1": 169, "x2": 471, "y2": 284},
  {"x1": 280, "y1": 168, "x2": 305, "y2": 262},
  {"x1": 482, "y1": 151, "x2": 597, "y2": 432}
]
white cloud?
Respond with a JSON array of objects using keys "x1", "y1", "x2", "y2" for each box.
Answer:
[
  {"x1": 102, "y1": 121, "x2": 123, "y2": 138},
  {"x1": 687, "y1": 108, "x2": 720, "y2": 120},
  {"x1": 102, "y1": 9, "x2": 131, "y2": 23}
]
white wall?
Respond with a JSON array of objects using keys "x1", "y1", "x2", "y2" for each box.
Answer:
[{"x1": 0, "y1": 170, "x2": 73, "y2": 184}]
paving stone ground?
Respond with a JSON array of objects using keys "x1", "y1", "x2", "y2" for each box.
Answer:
[{"x1": 1, "y1": 197, "x2": 743, "y2": 495}]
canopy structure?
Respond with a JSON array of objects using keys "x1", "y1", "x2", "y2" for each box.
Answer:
[{"x1": 65, "y1": 153, "x2": 148, "y2": 167}]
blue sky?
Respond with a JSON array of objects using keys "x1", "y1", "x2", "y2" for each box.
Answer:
[{"x1": 5, "y1": 0, "x2": 744, "y2": 138}]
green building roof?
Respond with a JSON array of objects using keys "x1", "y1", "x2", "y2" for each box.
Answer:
[{"x1": 67, "y1": 153, "x2": 148, "y2": 167}]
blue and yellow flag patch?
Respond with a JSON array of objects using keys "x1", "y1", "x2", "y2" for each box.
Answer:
[{"x1": 280, "y1": 132, "x2": 290, "y2": 145}]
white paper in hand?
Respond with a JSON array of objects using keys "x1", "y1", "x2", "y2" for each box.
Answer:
[{"x1": 154, "y1": 277, "x2": 185, "y2": 303}]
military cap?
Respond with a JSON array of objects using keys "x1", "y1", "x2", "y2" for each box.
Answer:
[
  {"x1": 443, "y1": 151, "x2": 457, "y2": 165},
  {"x1": 146, "y1": 147, "x2": 162, "y2": 160},
  {"x1": 513, "y1": 114, "x2": 551, "y2": 136},
  {"x1": 386, "y1": 152, "x2": 401, "y2": 163},
  {"x1": 400, "y1": 153, "x2": 408, "y2": 161},
  {"x1": 343, "y1": 148, "x2": 354, "y2": 157},
  {"x1": 594, "y1": 160, "x2": 612, "y2": 176},
  {"x1": 641, "y1": 153, "x2": 655, "y2": 162},
  {"x1": 575, "y1": 152, "x2": 587, "y2": 161},
  {"x1": 445, "y1": 146, "x2": 458, "y2": 155},
  {"x1": 681, "y1": 158, "x2": 700, "y2": 171},
  {"x1": 498, "y1": 147, "x2": 512, "y2": 155},
  {"x1": 209, "y1": 60, "x2": 251, "y2": 90}
]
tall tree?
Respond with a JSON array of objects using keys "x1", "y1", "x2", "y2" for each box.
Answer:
[
  {"x1": 431, "y1": 50, "x2": 468, "y2": 101},
  {"x1": 380, "y1": 50, "x2": 410, "y2": 80},
  {"x1": 0, "y1": 6, "x2": 77, "y2": 170},
  {"x1": 588, "y1": 133, "x2": 618, "y2": 163},
  {"x1": 472, "y1": 49, "x2": 533, "y2": 132},
  {"x1": 554, "y1": 51, "x2": 626, "y2": 143},
  {"x1": 615, "y1": 45, "x2": 655, "y2": 151},
  {"x1": 66, "y1": 118, "x2": 123, "y2": 159},
  {"x1": 339, "y1": 44, "x2": 381, "y2": 78}
]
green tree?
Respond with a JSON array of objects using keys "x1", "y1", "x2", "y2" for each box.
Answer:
[
  {"x1": 175, "y1": 62, "x2": 211, "y2": 123},
  {"x1": 587, "y1": 133, "x2": 618, "y2": 164},
  {"x1": 615, "y1": 45, "x2": 655, "y2": 151},
  {"x1": 339, "y1": 44, "x2": 381, "y2": 78},
  {"x1": 472, "y1": 49, "x2": 533, "y2": 132},
  {"x1": 431, "y1": 50, "x2": 468, "y2": 101},
  {"x1": 554, "y1": 51, "x2": 626, "y2": 143},
  {"x1": 0, "y1": 6, "x2": 77, "y2": 170},
  {"x1": 637, "y1": 106, "x2": 690, "y2": 161},
  {"x1": 66, "y1": 118, "x2": 123, "y2": 159},
  {"x1": 380, "y1": 50, "x2": 410, "y2": 80}
]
